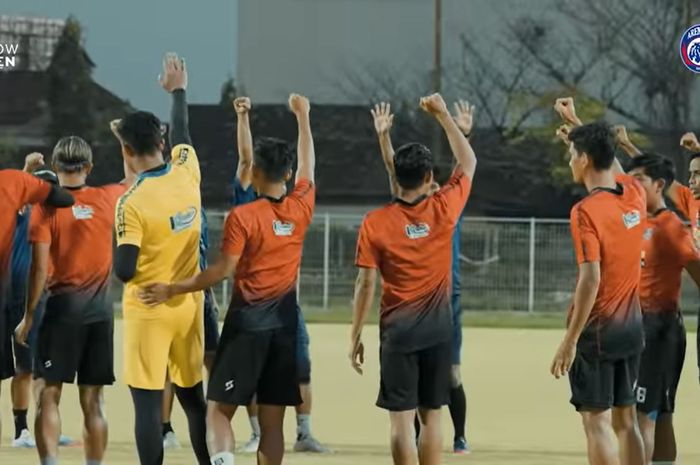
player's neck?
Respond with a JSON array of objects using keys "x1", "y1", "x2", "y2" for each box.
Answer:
[
  {"x1": 647, "y1": 196, "x2": 666, "y2": 215},
  {"x1": 130, "y1": 153, "x2": 166, "y2": 175},
  {"x1": 58, "y1": 173, "x2": 87, "y2": 188},
  {"x1": 583, "y1": 170, "x2": 616, "y2": 194},
  {"x1": 256, "y1": 182, "x2": 286, "y2": 200},
  {"x1": 397, "y1": 185, "x2": 431, "y2": 204}
]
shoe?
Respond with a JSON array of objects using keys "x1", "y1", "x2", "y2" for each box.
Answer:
[
  {"x1": 294, "y1": 434, "x2": 330, "y2": 453},
  {"x1": 12, "y1": 429, "x2": 36, "y2": 448},
  {"x1": 453, "y1": 437, "x2": 471, "y2": 454},
  {"x1": 163, "y1": 431, "x2": 181, "y2": 449},
  {"x1": 238, "y1": 434, "x2": 260, "y2": 453},
  {"x1": 58, "y1": 434, "x2": 81, "y2": 447}
]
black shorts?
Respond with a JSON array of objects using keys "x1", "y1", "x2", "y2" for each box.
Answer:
[
  {"x1": 636, "y1": 312, "x2": 686, "y2": 415},
  {"x1": 207, "y1": 326, "x2": 301, "y2": 407},
  {"x1": 569, "y1": 351, "x2": 641, "y2": 411},
  {"x1": 377, "y1": 341, "x2": 452, "y2": 411},
  {"x1": 203, "y1": 289, "x2": 220, "y2": 353},
  {"x1": 35, "y1": 316, "x2": 115, "y2": 386}
]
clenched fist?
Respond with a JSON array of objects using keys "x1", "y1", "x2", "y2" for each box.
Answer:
[
  {"x1": 420, "y1": 93, "x2": 449, "y2": 117},
  {"x1": 288, "y1": 93, "x2": 310, "y2": 116},
  {"x1": 234, "y1": 97, "x2": 251, "y2": 115}
]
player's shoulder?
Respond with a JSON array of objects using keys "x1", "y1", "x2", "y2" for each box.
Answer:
[
  {"x1": 362, "y1": 203, "x2": 396, "y2": 228},
  {"x1": 171, "y1": 144, "x2": 197, "y2": 166},
  {"x1": 656, "y1": 209, "x2": 689, "y2": 233}
]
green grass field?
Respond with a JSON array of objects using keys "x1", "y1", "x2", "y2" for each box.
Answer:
[{"x1": 1, "y1": 322, "x2": 699, "y2": 465}]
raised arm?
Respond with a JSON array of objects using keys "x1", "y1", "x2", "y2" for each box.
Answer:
[
  {"x1": 420, "y1": 93, "x2": 477, "y2": 179},
  {"x1": 234, "y1": 97, "x2": 254, "y2": 188},
  {"x1": 289, "y1": 94, "x2": 315, "y2": 184},
  {"x1": 371, "y1": 103, "x2": 399, "y2": 196},
  {"x1": 613, "y1": 125, "x2": 642, "y2": 158},
  {"x1": 554, "y1": 97, "x2": 624, "y2": 176},
  {"x1": 159, "y1": 52, "x2": 190, "y2": 146}
]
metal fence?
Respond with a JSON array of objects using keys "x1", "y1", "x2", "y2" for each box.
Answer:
[{"x1": 203, "y1": 211, "x2": 700, "y2": 315}]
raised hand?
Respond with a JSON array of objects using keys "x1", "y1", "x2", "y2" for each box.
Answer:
[
  {"x1": 554, "y1": 97, "x2": 581, "y2": 127},
  {"x1": 288, "y1": 93, "x2": 310, "y2": 116},
  {"x1": 371, "y1": 102, "x2": 394, "y2": 136},
  {"x1": 159, "y1": 52, "x2": 187, "y2": 93},
  {"x1": 23, "y1": 152, "x2": 44, "y2": 172},
  {"x1": 453, "y1": 100, "x2": 476, "y2": 135},
  {"x1": 613, "y1": 125, "x2": 632, "y2": 147},
  {"x1": 681, "y1": 132, "x2": 700, "y2": 152},
  {"x1": 138, "y1": 283, "x2": 172, "y2": 307},
  {"x1": 555, "y1": 124, "x2": 572, "y2": 145},
  {"x1": 420, "y1": 93, "x2": 450, "y2": 118},
  {"x1": 234, "y1": 97, "x2": 251, "y2": 115}
]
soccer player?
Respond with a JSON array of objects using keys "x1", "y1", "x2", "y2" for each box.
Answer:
[
  {"x1": 139, "y1": 92, "x2": 316, "y2": 465},
  {"x1": 13, "y1": 135, "x2": 135, "y2": 465},
  {"x1": 231, "y1": 96, "x2": 328, "y2": 454},
  {"x1": 112, "y1": 53, "x2": 209, "y2": 465},
  {"x1": 0, "y1": 166, "x2": 73, "y2": 444},
  {"x1": 552, "y1": 97, "x2": 646, "y2": 465},
  {"x1": 370, "y1": 100, "x2": 473, "y2": 454},
  {"x1": 625, "y1": 153, "x2": 700, "y2": 465},
  {"x1": 350, "y1": 93, "x2": 476, "y2": 465}
]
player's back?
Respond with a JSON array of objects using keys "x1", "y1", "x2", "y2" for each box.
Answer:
[
  {"x1": 116, "y1": 145, "x2": 202, "y2": 314},
  {"x1": 569, "y1": 174, "x2": 646, "y2": 357}
]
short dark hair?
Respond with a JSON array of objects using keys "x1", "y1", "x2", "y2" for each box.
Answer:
[
  {"x1": 393, "y1": 143, "x2": 434, "y2": 190},
  {"x1": 254, "y1": 137, "x2": 295, "y2": 182},
  {"x1": 52, "y1": 136, "x2": 93, "y2": 173},
  {"x1": 568, "y1": 121, "x2": 616, "y2": 171},
  {"x1": 629, "y1": 152, "x2": 676, "y2": 191},
  {"x1": 118, "y1": 111, "x2": 164, "y2": 156}
]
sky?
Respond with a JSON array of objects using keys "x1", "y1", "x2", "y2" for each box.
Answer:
[{"x1": 0, "y1": 0, "x2": 238, "y2": 118}]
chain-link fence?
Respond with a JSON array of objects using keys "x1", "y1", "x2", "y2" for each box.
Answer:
[{"x1": 203, "y1": 211, "x2": 699, "y2": 315}]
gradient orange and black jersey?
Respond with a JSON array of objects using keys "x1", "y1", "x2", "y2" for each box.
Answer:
[
  {"x1": 640, "y1": 209, "x2": 700, "y2": 314},
  {"x1": 355, "y1": 170, "x2": 471, "y2": 352},
  {"x1": 569, "y1": 174, "x2": 646, "y2": 358},
  {"x1": 221, "y1": 178, "x2": 315, "y2": 330},
  {"x1": 30, "y1": 184, "x2": 126, "y2": 323},
  {"x1": 0, "y1": 170, "x2": 51, "y2": 305}
]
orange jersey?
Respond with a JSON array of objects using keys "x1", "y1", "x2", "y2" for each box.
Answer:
[
  {"x1": 356, "y1": 171, "x2": 471, "y2": 351},
  {"x1": 673, "y1": 184, "x2": 700, "y2": 245},
  {"x1": 0, "y1": 170, "x2": 51, "y2": 279},
  {"x1": 29, "y1": 184, "x2": 126, "y2": 322},
  {"x1": 640, "y1": 209, "x2": 700, "y2": 313},
  {"x1": 221, "y1": 179, "x2": 315, "y2": 330},
  {"x1": 569, "y1": 174, "x2": 646, "y2": 358}
]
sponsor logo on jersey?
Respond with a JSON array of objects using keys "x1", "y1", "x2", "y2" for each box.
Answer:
[
  {"x1": 405, "y1": 223, "x2": 430, "y2": 239},
  {"x1": 622, "y1": 210, "x2": 641, "y2": 229},
  {"x1": 642, "y1": 227, "x2": 653, "y2": 241},
  {"x1": 72, "y1": 205, "x2": 94, "y2": 220},
  {"x1": 273, "y1": 220, "x2": 295, "y2": 236},
  {"x1": 170, "y1": 207, "x2": 198, "y2": 233}
]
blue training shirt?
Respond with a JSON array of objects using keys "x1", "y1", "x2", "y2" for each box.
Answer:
[
  {"x1": 452, "y1": 217, "x2": 461, "y2": 297},
  {"x1": 11, "y1": 208, "x2": 32, "y2": 288},
  {"x1": 199, "y1": 209, "x2": 210, "y2": 271},
  {"x1": 232, "y1": 177, "x2": 257, "y2": 207}
]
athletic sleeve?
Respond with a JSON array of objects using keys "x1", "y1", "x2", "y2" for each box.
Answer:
[
  {"x1": 669, "y1": 221, "x2": 700, "y2": 266},
  {"x1": 221, "y1": 209, "x2": 247, "y2": 257},
  {"x1": 434, "y1": 169, "x2": 472, "y2": 224},
  {"x1": 171, "y1": 143, "x2": 201, "y2": 185},
  {"x1": 3, "y1": 170, "x2": 51, "y2": 209},
  {"x1": 355, "y1": 216, "x2": 380, "y2": 269},
  {"x1": 673, "y1": 184, "x2": 696, "y2": 223},
  {"x1": 115, "y1": 199, "x2": 143, "y2": 247},
  {"x1": 288, "y1": 178, "x2": 315, "y2": 224},
  {"x1": 570, "y1": 205, "x2": 600, "y2": 264},
  {"x1": 28, "y1": 204, "x2": 52, "y2": 245}
]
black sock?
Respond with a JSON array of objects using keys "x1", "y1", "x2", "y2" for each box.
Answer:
[
  {"x1": 162, "y1": 422, "x2": 174, "y2": 437},
  {"x1": 130, "y1": 387, "x2": 164, "y2": 465},
  {"x1": 414, "y1": 413, "x2": 421, "y2": 440},
  {"x1": 175, "y1": 382, "x2": 210, "y2": 465},
  {"x1": 13, "y1": 409, "x2": 28, "y2": 439},
  {"x1": 448, "y1": 385, "x2": 467, "y2": 441}
]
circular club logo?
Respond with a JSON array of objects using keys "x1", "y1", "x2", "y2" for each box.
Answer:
[{"x1": 680, "y1": 24, "x2": 700, "y2": 73}]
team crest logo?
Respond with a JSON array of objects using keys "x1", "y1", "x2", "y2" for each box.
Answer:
[
  {"x1": 622, "y1": 210, "x2": 641, "y2": 229},
  {"x1": 72, "y1": 205, "x2": 94, "y2": 220},
  {"x1": 680, "y1": 24, "x2": 700, "y2": 73},
  {"x1": 169, "y1": 207, "x2": 198, "y2": 233},
  {"x1": 273, "y1": 220, "x2": 295, "y2": 236},
  {"x1": 405, "y1": 223, "x2": 430, "y2": 239}
]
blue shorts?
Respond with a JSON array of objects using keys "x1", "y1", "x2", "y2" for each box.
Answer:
[
  {"x1": 296, "y1": 304, "x2": 311, "y2": 383},
  {"x1": 451, "y1": 292, "x2": 462, "y2": 365},
  {"x1": 204, "y1": 289, "x2": 220, "y2": 353}
]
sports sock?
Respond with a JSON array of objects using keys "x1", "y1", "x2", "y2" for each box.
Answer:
[
  {"x1": 86, "y1": 461, "x2": 102, "y2": 465},
  {"x1": 249, "y1": 415, "x2": 261, "y2": 437},
  {"x1": 40, "y1": 458, "x2": 58, "y2": 465},
  {"x1": 13, "y1": 408, "x2": 28, "y2": 439},
  {"x1": 651, "y1": 462, "x2": 676, "y2": 465},
  {"x1": 296, "y1": 414, "x2": 311, "y2": 439},
  {"x1": 130, "y1": 387, "x2": 164, "y2": 465},
  {"x1": 175, "y1": 382, "x2": 210, "y2": 465},
  {"x1": 210, "y1": 451, "x2": 235, "y2": 465},
  {"x1": 162, "y1": 421, "x2": 174, "y2": 436},
  {"x1": 448, "y1": 385, "x2": 467, "y2": 441}
]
